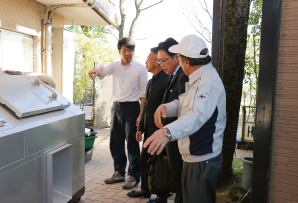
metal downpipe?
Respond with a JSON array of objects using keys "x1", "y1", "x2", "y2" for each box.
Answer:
[{"x1": 44, "y1": 19, "x2": 52, "y2": 76}]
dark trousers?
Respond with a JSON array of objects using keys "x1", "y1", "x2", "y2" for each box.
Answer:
[
  {"x1": 182, "y1": 153, "x2": 222, "y2": 203},
  {"x1": 110, "y1": 102, "x2": 141, "y2": 182},
  {"x1": 141, "y1": 134, "x2": 169, "y2": 198},
  {"x1": 166, "y1": 141, "x2": 183, "y2": 203},
  {"x1": 140, "y1": 144, "x2": 152, "y2": 192}
]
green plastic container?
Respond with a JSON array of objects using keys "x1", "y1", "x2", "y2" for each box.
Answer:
[{"x1": 85, "y1": 135, "x2": 98, "y2": 150}]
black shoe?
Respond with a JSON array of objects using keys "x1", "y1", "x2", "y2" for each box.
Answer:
[
  {"x1": 127, "y1": 190, "x2": 151, "y2": 198},
  {"x1": 146, "y1": 197, "x2": 167, "y2": 203},
  {"x1": 104, "y1": 171, "x2": 125, "y2": 184}
]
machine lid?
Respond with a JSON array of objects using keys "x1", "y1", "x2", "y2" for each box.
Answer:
[{"x1": 0, "y1": 76, "x2": 70, "y2": 118}]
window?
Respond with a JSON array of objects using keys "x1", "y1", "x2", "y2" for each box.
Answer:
[{"x1": 0, "y1": 29, "x2": 33, "y2": 72}]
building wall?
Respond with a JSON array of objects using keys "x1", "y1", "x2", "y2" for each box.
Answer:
[
  {"x1": 94, "y1": 62, "x2": 113, "y2": 129},
  {"x1": 0, "y1": 0, "x2": 64, "y2": 72},
  {"x1": 269, "y1": 0, "x2": 298, "y2": 202}
]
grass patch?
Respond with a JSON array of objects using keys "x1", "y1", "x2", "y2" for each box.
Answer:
[
  {"x1": 232, "y1": 158, "x2": 243, "y2": 175},
  {"x1": 216, "y1": 157, "x2": 246, "y2": 202}
]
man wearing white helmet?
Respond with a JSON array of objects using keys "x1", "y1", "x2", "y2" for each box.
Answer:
[{"x1": 144, "y1": 34, "x2": 226, "y2": 203}]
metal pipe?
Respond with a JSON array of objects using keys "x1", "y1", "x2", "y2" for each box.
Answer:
[
  {"x1": 48, "y1": 2, "x2": 96, "y2": 21},
  {"x1": 44, "y1": 19, "x2": 52, "y2": 76},
  {"x1": 41, "y1": 0, "x2": 98, "y2": 75}
]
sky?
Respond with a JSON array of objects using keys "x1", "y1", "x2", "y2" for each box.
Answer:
[{"x1": 107, "y1": 0, "x2": 214, "y2": 75}]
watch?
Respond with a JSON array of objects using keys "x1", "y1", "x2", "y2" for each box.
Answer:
[{"x1": 164, "y1": 128, "x2": 172, "y2": 141}]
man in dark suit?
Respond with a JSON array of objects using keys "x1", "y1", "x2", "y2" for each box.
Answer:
[
  {"x1": 155, "y1": 38, "x2": 189, "y2": 203},
  {"x1": 127, "y1": 47, "x2": 170, "y2": 203}
]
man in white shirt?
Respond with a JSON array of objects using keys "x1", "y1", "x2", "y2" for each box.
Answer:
[
  {"x1": 144, "y1": 35, "x2": 226, "y2": 203},
  {"x1": 88, "y1": 38, "x2": 148, "y2": 189}
]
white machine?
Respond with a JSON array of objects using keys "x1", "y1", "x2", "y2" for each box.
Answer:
[{"x1": 0, "y1": 75, "x2": 85, "y2": 203}]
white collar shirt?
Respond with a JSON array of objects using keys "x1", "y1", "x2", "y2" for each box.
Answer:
[
  {"x1": 172, "y1": 65, "x2": 180, "y2": 76},
  {"x1": 99, "y1": 59, "x2": 148, "y2": 102}
]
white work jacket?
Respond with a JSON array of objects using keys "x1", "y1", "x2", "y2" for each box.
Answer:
[{"x1": 164, "y1": 63, "x2": 226, "y2": 162}]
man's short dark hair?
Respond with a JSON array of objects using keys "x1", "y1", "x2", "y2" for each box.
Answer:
[
  {"x1": 179, "y1": 49, "x2": 211, "y2": 66},
  {"x1": 150, "y1": 47, "x2": 158, "y2": 54},
  {"x1": 156, "y1": 37, "x2": 178, "y2": 57},
  {"x1": 117, "y1": 37, "x2": 135, "y2": 50}
]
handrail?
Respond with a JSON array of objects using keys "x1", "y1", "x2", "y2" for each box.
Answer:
[{"x1": 32, "y1": 78, "x2": 57, "y2": 100}]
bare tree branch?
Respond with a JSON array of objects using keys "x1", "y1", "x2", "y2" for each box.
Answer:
[
  {"x1": 119, "y1": 0, "x2": 123, "y2": 13},
  {"x1": 253, "y1": 35, "x2": 258, "y2": 81},
  {"x1": 113, "y1": 0, "x2": 165, "y2": 40},
  {"x1": 135, "y1": 13, "x2": 157, "y2": 26},
  {"x1": 128, "y1": 9, "x2": 141, "y2": 38},
  {"x1": 133, "y1": 32, "x2": 164, "y2": 40},
  {"x1": 198, "y1": 0, "x2": 212, "y2": 20},
  {"x1": 98, "y1": 28, "x2": 119, "y2": 40},
  {"x1": 203, "y1": 0, "x2": 212, "y2": 20},
  {"x1": 128, "y1": 0, "x2": 163, "y2": 38},
  {"x1": 134, "y1": 36, "x2": 153, "y2": 40},
  {"x1": 108, "y1": 0, "x2": 115, "y2": 7},
  {"x1": 140, "y1": 0, "x2": 164, "y2": 12},
  {"x1": 193, "y1": 14, "x2": 212, "y2": 35},
  {"x1": 134, "y1": 0, "x2": 138, "y2": 8},
  {"x1": 180, "y1": 0, "x2": 212, "y2": 43},
  {"x1": 183, "y1": 10, "x2": 211, "y2": 43},
  {"x1": 118, "y1": 0, "x2": 126, "y2": 39}
]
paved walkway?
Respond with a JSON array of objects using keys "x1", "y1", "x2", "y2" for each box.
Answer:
[
  {"x1": 234, "y1": 148, "x2": 253, "y2": 158},
  {"x1": 80, "y1": 128, "x2": 174, "y2": 203},
  {"x1": 80, "y1": 128, "x2": 253, "y2": 203}
]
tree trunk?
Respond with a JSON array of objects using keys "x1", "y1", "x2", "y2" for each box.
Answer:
[
  {"x1": 221, "y1": 0, "x2": 251, "y2": 180},
  {"x1": 128, "y1": 10, "x2": 141, "y2": 39},
  {"x1": 118, "y1": 0, "x2": 126, "y2": 39},
  {"x1": 116, "y1": 0, "x2": 164, "y2": 40}
]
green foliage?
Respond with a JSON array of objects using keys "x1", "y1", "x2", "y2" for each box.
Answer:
[
  {"x1": 67, "y1": 26, "x2": 120, "y2": 109},
  {"x1": 248, "y1": 0, "x2": 262, "y2": 35},
  {"x1": 67, "y1": 25, "x2": 118, "y2": 41},
  {"x1": 66, "y1": 23, "x2": 141, "y2": 110},
  {"x1": 243, "y1": 0, "x2": 263, "y2": 107}
]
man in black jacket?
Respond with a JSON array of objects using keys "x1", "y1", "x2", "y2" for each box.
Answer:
[
  {"x1": 155, "y1": 38, "x2": 189, "y2": 203},
  {"x1": 127, "y1": 47, "x2": 170, "y2": 203}
]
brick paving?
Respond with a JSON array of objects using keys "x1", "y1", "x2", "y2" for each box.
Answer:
[
  {"x1": 234, "y1": 148, "x2": 253, "y2": 158},
  {"x1": 80, "y1": 128, "x2": 253, "y2": 203},
  {"x1": 80, "y1": 129, "x2": 174, "y2": 203}
]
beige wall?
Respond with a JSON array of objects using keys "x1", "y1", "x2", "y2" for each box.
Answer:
[
  {"x1": 269, "y1": 0, "x2": 298, "y2": 202},
  {"x1": 0, "y1": 0, "x2": 64, "y2": 72},
  {"x1": 94, "y1": 62, "x2": 113, "y2": 129}
]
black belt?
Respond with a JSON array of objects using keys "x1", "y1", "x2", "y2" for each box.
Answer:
[{"x1": 114, "y1": 101, "x2": 139, "y2": 105}]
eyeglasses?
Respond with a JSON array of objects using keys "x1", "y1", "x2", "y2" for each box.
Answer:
[{"x1": 157, "y1": 57, "x2": 171, "y2": 65}]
